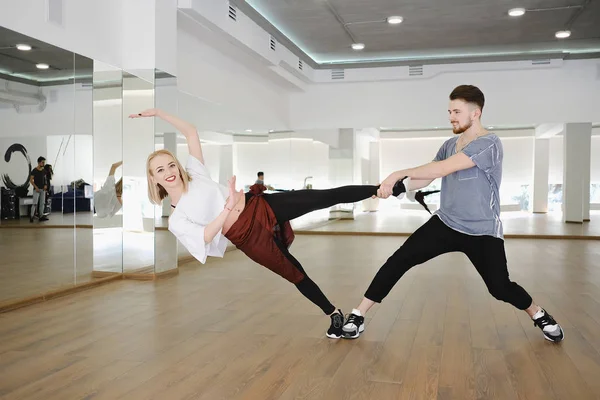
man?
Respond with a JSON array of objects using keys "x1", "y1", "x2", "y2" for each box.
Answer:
[
  {"x1": 250, "y1": 171, "x2": 275, "y2": 195},
  {"x1": 255, "y1": 171, "x2": 274, "y2": 190},
  {"x1": 342, "y1": 85, "x2": 564, "y2": 343},
  {"x1": 30, "y1": 156, "x2": 49, "y2": 222}
]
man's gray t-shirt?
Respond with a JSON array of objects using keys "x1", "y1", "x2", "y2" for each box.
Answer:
[{"x1": 432, "y1": 133, "x2": 504, "y2": 239}]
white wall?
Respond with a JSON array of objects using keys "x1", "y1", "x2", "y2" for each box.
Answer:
[
  {"x1": 592, "y1": 137, "x2": 600, "y2": 183},
  {"x1": 547, "y1": 136, "x2": 600, "y2": 184},
  {"x1": 328, "y1": 158, "x2": 354, "y2": 188},
  {"x1": 46, "y1": 135, "x2": 93, "y2": 189},
  {"x1": 549, "y1": 136, "x2": 564, "y2": 184},
  {"x1": 0, "y1": 0, "x2": 122, "y2": 68},
  {"x1": 0, "y1": 78, "x2": 93, "y2": 194},
  {"x1": 0, "y1": 80, "x2": 92, "y2": 137},
  {"x1": 233, "y1": 139, "x2": 329, "y2": 190},
  {"x1": 177, "y1": 15, "x2": 291, "y2": 131},
  {"x1": 289, "y1": 60, "x2": 600, "y2": 130},
  {"x1": 501, "y1": 137, "x2": 534, "y2": 184},
  {"x1": 155, "y1": 0, "x2": 177, "y2": 76},
  {"x1": 93, "y1": 87, "x2": 122, "y2": 190},
  {"x1": 0, "y1": 136, "x2": 46, "y2": 191},
  {"x1": 380, "y1": 136, "x2": 536, "y2": 204},
  {"x1": 380, "y1": 137, "x2": 447, "y2": 182}
]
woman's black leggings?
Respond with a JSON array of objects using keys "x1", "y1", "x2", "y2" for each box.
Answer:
[
  {"x1": 263, "y1": 185, "x2": 379, "y2": 224},
  {"x1": 258, "y1": 185, "x2": 379, "y2": 315}
]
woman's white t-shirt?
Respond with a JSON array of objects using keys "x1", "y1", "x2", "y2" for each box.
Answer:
[
  {"x1": 168, "y1": 155, "x2": 230, "y2": 264},
  {"x1": 94, "y1": 176, "x2": 122, "y2": 218}
]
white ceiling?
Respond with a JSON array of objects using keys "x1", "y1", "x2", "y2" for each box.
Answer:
[{"x1": 233, "y1": 0, "x2": 600, "y2": 68}]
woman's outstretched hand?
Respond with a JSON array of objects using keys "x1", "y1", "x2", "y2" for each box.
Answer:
[
  {"x1": 129, "y1": 108, "x2": 162, "y2": 119},
  {"x1": 225, "y1": 176, "x2": 243, "y2": 210}
]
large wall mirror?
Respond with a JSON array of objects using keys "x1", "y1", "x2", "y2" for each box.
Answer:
[
  {"x1": 0, "y1": 26, "x2": 88, "y2": 306},
  {"x1": 92, "y1": 61, "x2": 123, "y2": 277},
  {"x1": 121, "y1": 70, "x2": 156, "y2": 275},
  {"x1": 154, "y1": 69, "x2": 178, "y2": 274},
  {"x1": 0, "y1": 26, "x2": 179, "y2": 310}
]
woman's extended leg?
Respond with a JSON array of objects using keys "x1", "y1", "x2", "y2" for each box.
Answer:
[
  {"x1": 264, "y1": 185, "x2": 379, "y2": 223},
  {"x1": 272, "y1": 236, "x2": 345, "y2": 339}
]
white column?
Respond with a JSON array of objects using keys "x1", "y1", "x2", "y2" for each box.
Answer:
[
  {"x1": 328, "y1": 129, "x2": 355, "y2": 187},
  {"x1": 219, "y1": 145, "x2": 233, "y2": 186},
  {"x1": 563, "y1": 123, "x2": 592, "y2": 223},
  {"x1": 583, "y1": 134, "x2": 591, "y2": 221},
  {"x1": 532, "y1": 138, "x2": 549, "y2": 213},
  {"x1": 369, "y1": 141, "x2": 380, "y2": 185}
]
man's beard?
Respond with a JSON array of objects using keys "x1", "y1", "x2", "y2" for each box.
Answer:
[{"x1": 452, "y1": 120, "x2": 472, "y2": 134}]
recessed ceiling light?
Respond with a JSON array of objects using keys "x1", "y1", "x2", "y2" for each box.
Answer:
[
  {"x1": 351, "y1": 43, "x2": 365, "y2": 50},
  {"x1": 488, "y1": 126, "x2": 494, "y2": 129},
  {"x1": 508, "y1": 8, "x2": 526, "y2": 17},
  {"x1": 16, "y1": 44, "x2": 31, "y2": 51},
  {"x1": 36, "y1": 63, "x2": 49, "y2": 69},
  {"x1": 245, "y1": 129, "x2": 252, "y2": 132},
  {"x1": 387, "y1": 16, "x2": 403, "y2": 24},
  {"x1": 555, "y1": 30, "x2": 571, "y2": 39}
]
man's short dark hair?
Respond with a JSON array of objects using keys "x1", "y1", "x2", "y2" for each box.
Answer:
[
  {"x1": 37, "y1": 156, "x2": 46, "y2": 163},
  {"x1": 449, "y1": 85, "x2": 485, "y2": 112},
  {"x1": 257, "y1": 171, "x2": 264, "y2": 177}
]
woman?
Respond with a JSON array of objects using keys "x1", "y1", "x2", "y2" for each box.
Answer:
[
  {"x1": 131, "y1": 108, "x2": 405, "y2": 339},
  {"x1": 43, "y1": 163, "x2": 54, "y2": 216},
  {"x1": 94, "y1": 161, "x2": 123, "y2": 218}
]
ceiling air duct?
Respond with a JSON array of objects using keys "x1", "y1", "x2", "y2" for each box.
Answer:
[{"x1": 0, "y1": 81, "x2": 47, "y2": 112}]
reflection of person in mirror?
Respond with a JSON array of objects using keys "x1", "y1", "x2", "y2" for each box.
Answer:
[
  {"x1": 44, "y1": 164, "x2": 54, "y2": 196},
  {"x1": 248, "y1": 171, "x2": 274, "y2": 195},
  {"x1": 132, "y1": 108, "x2": 404, "y2": 339},
  {"x1": 30, "y1": 156, "x2": 49, "y2": 222},
  {"x1": 94, "y1": 161, "x2": 123, "y2": 218}
]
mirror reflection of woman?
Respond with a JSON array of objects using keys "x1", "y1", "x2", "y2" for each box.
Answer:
[
  {"x1": 43, "y1": 164, "x2": 54, "y2": 196},
  {"x1": 132, "y1": 108, "x2": 404, "y2": 339},
  {"x1": 94, "y1": 161, "x2": 123, "y2": 218}
]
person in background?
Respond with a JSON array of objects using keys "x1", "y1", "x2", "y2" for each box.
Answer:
[
  {"x1": 251, "y1": 171, "x2": 275, "y2": 194},
  {"x1": 30, "y1": 156, "x2": 49, "y2": 222},
  {"x1": 44, "y1": 164, "x2": 54, "y2": 196}
]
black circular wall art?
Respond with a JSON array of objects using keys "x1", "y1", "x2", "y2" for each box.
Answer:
[{"x1": 2, "y1": 143, "x2": 32, "y2": 197}]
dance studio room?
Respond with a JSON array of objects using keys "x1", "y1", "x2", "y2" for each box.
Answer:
[{"x1": 1, "y1": 1, "x2": 599, "y2": 399}]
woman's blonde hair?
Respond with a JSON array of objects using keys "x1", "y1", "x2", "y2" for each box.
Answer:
[
  {"x1": 146, "y1": 149, "x2": 191, "y2": 205},
  {"x1": 115, "y1": 178, "x2": 123, "y2": 197}
]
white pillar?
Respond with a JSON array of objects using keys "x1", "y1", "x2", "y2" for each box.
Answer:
[
  {"x1": 563, "y1": 123, "x2": 592, "y2": 223},
  {"x1": 369, "y1": 141, "x2": 380, "y2": 185},
  {"x1": 219, "y1": 145, "x2": 233, "y2": 186},
  {"x1": 583, "y1": 135, "x2": 591, "y2": 221},
  {"x1": 532, "y1": 138, "x2": 549, "y2": 213},
  {"x1": 328, "y1": 129, "x2": 355, "y2": 187}
]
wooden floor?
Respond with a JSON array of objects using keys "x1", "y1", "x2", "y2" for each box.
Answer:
[
  {"x1": 296, "y1": 209, "x2": 600, "y2": 238},
  {"x1": 0, "y1": 210, "x2": 329, "y2": 305},
  {"x1": 1, "y1": 235, "x2": 599, "y2": 399},
  {"x1": 0, "y1": 227, "x2": 192, "y2": 305}
]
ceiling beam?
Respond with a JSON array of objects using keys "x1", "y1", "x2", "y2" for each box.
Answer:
[
  {"x1": 535, "y1": 123, "x2": 565, "y2": 138},
  {"x1": 228, "y1": 0, "x2": 319, "y2": 69}
]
